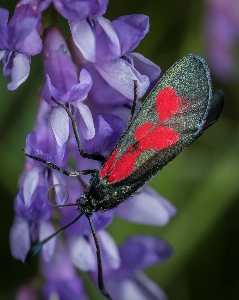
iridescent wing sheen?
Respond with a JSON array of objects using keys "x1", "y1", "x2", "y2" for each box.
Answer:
[{"x1": 99, "y1": 54, "x2": 221, "y2": 193}]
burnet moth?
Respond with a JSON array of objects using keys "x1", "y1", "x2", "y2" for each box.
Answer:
[{"x1": 24, "y1": 53, "x2": 225, "y2": 300}]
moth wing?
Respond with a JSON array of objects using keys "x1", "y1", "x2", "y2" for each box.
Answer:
[{"x1": 99, "y1": 54, "x2": 223, "y2": 193}]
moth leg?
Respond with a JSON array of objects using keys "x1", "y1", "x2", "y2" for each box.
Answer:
[
  {"x1": 23, "y1": 149, "x2": 98, "y2": 176},
  {"x1": 87, "y1": 216, "x2": 113, "y2": 300},
  {"x1": 51, "y1": 97, "x2": 105, "y2": 162},
  {"x1": 127, "y1": 80, "x2": 138, "y2": 127}
]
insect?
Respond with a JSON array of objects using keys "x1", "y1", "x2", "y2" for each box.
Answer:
[{"x1": 24, "y1": 54, "x2": 225, "y2": 300}]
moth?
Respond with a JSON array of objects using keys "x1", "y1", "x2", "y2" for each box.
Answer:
[{"x1": 24, "y1": 54, "x2": 225, "y2": 300}]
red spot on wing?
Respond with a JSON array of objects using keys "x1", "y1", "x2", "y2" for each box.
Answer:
[
  {"x1": 134, "y1": 123, "x2": 153, "y2": 140},
  {"x1": 126, "y1": 145, "x2": 133, "y2": 151},
  {"x1": 107, "y1": 150, "x2": 141, "y2": 183},
  {"x1": 138, "y1": 126, "x2": 179, "y2": 151},
  {"x1": 156, "y1": 87, "x2": 181, "y2": 122},
  {"x1": 100, "y1": 149, "x2": 118, "y2": 178},
  {"x1": 106, "y1": 123, "x2": 180, "y2": 183}
]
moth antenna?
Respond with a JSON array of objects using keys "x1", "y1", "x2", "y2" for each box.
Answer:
[{"x1": 25, "y1": 213, "x2": 84, "y2": 264}]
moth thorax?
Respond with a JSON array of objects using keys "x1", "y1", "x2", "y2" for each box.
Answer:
[{"x1": 77, "y1": 193, "x2": 98, "y2": 214}]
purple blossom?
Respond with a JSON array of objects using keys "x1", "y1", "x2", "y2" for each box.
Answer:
[
  {"x1": 0, "y1": 4, "x2": 42, "y2": 89},
  {"x1": 8, "y1": 2, "x2": 175, "y2": 299},
  {"x1": 10, "y1": 99, "x2": 67, "y2": 262},
  {"x1": 70, "y1": 14, "x2": 161, "y2": 107},
  {"x1": 203, "y1": 0, "x2": 239, "y2": 82},
  {"x1": 10, "y1": 164, "x2": 57, "y2": 262},
  {"x1": 41, "y1": 242, "x2": 88, "y2": 300},
  {"x1": 24, "y1": 0, "x2": 110, "y2": 62},
  {"x1": 26, "y1": 100, "x2": 67, "y2": 165},
  {"x1": 54, "y1": 0, "x2": 109, "y2": 21},
  {"x1": 79, "y1": 113, "x2": 126, "y2": 157},
  {"x1": 40, "y1": 27, "x2": 95, "y2": 146},
  {"x1": 98, "y1": 235, "x2": 171, "y2": 300},
  {"x1": 66, "y1": 0, "x2": 111, "y2": 62}
]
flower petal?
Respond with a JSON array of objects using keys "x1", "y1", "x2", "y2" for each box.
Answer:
[
  {"x1": 76, "y1": 102, "x2": 95, "y2": 140},
  {"x1": 67, "y1": 70, "x2": 92, "y2": 102},
  {"x1": 95, "y1": 58, "x2": 149, "y2": 100},
  {"x1": 67, "y1": 234, "x2": 96, "y2": 271},
  {"x1": 70, "y1": 19, "x2": 96, "y2": 62},
  {"x1": 39, "y1": 221, "x2": 56, "y2": 262},
  {"x1": 53, "y1": 0, "x2": 109, "y2": 20},
  {"x1": 41, "y1": 241, "x2": 77, "y2": 281},
  {"x1": 26, "y1": 130, "x2": 66, "y2": 166},
  {"x1": 0, "y1": 50, "x2": 6, "y2": 60},
  {"x1": 113, "y1": 14, "x2": 149, "y2": 55},
  {"x1": 51, "y1": 106, "x2": 69, "y2": 147},
  {"x1": 127, "y1": 52, "x2": 162, "y2": 86},
  {"x1": 91, "y1": 210, "x2": 115, "y2": 231},
  {"x1": 116, "y1": 186, "x2": 176, "y2": 226},
  {"x1": 0, "y1": 8, "x2": 9, "y2": 27},
  {"x1": 52, "y1": 171, "x2": 68, "y2": 205},
  {"x1": 23, "y1": 166, "x2": 40, "y2": 207},
  {"x1": 80, "y1": 114, "x2": 125, "y2": 157},
  {"x1": 38, "y1": 0, "x2": 52, "y2": 12},
  {"x1": 46, "y1": 75, "x2": 69, "y2": 103},
  {"x1": 96, "y1": 16, "x2": 121, "y2": 60},
  {"x1": 107, "y1": 272, "x2": 167, "y2": 300},
  {"x1": 67, "y1": 68, "x2": 92, "y2": 102},
  {"x1": 10, "y1": 217, "x2": 30, "y2": 262},
  {"x1": 114, "y1": 235, "x2": 172, "y2": 277},
  {"x1": 42, "y1": 277, "x2": 87, "y2": 300},
  {"x1": 41, "y1": 27, "x2": 79, "y2": 103},
  {"x1": 97, "y1": 230, "x2": 120, "y2": 270},
  {"x1": 11, "y1": 17, "x2": 39, "y2": 52},
  {"x1": 21, "y1": 26, "x2": 43, "y2": 56},
  {"x1": 7, "y1": 53, "x2": 30, "y2": 90}
]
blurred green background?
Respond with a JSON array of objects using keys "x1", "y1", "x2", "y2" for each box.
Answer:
[{"x1": 1, "y1": 0, "x2": 239, "y2": 299}]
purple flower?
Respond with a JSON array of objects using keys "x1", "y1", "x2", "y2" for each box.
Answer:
[
  {"x1": 54, "y1": 0, "x2": 109, "y2": 21},
  {"x1": 97, "y1": 235, "x2": 171, "y2": 300},
  {"x1": 41, "y1": 242, "x2": 88, "y2": 300},
  {"x1": 80, "y1": 113, "x2": 126, "y2": 157},
  {"x1": 63, "y1": 0, "x2": 110, "y2": 62},
  {"x1": 26, "y1": 100, "x2": 67, "y2": 165},
  {"x1": 10, "y1": 99, "x2": 68, "y2": 262},
  {"x1": 93, "y1": 15, "x2": 151, "y2": 100},
  {"x1": 70, "y1": 14, "x2": 161, "y2": 106},
  {"x1": 203, "y1": 0, "x2": 239, "y2": 82},
  {"x1": 0, "y1": 4, "x2": 42, "y2": 89},
  {"x1": 40, "y1": 27, "x2": 95, "y2": 146}
]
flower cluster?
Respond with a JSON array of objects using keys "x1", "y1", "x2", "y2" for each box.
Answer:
[{"x1": 4, "y1": 0, "x2": 176, "y2": 299}]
